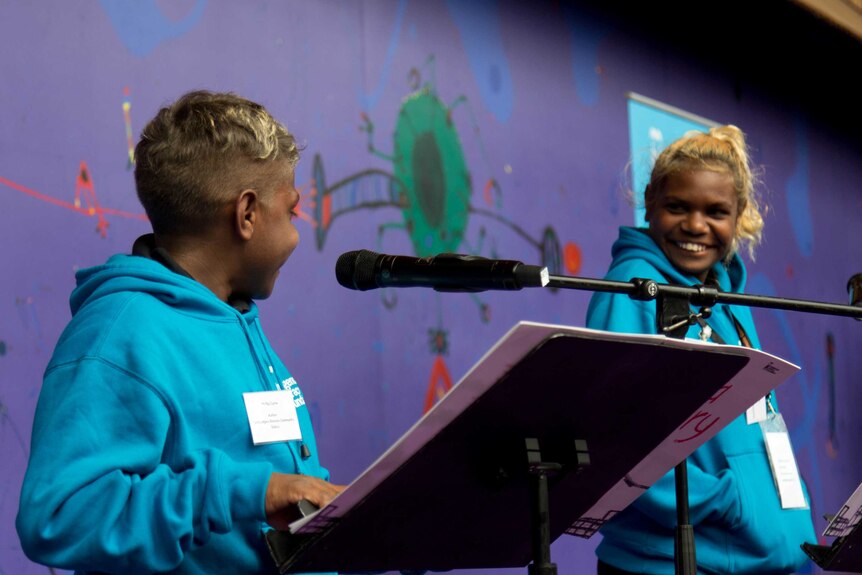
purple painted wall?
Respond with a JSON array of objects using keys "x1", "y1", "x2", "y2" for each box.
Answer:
[{"x1": 1, "y1": 1, "x2": 860, "y2": 574}]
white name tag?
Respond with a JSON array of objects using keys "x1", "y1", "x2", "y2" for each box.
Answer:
[
  {"x1": 746, "y1": 397, "x2": 768, "y2": 424},
  {"x1": 762, "y1": 413, "x2": 807, "y2": 509},
  {"x1": 243, "y1": 390, "x2": 303, "y2": 445}
]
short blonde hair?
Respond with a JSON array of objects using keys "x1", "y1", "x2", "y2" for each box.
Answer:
[
  {"x1": 135, "y1": 90, "x2": 300, "y2": 234},
  {"x1": 644, "y1": 125, "x2": 764, "y2": 260}
]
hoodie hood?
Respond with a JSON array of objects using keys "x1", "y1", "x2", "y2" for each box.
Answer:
[
  {"x1": 70, "y1": 254, "x2": 253, "y2": 321},
  {"x1": 610, "y1": 227, "x2": 747, "y2": 294}
]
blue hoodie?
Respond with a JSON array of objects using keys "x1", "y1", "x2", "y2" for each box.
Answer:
[
  {"x1": 586, "y1": 227, "x2": 816, "y2": 575},
  {"x1": 17, "y1": 253, "x2": 329, "y2": 575}
]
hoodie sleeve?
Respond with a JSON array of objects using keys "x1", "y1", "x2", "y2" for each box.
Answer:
[
  {"x1": 585, "y1": 289, "x2": 656, "y2": 335},
  {"x1": 17, "y1": 357, "x2": 273, "y2": 575}
]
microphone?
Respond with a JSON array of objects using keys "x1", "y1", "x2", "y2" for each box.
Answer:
[
  {"x1": 848, "y1": 273, "x2": 862, "y2": 320},
  {"x1": 335, "y1": 250, "x2": 549, "y2": 292}
]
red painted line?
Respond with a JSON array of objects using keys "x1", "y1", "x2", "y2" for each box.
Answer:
[{"x1": 0, "y1": 174, "x2": 148, "y2": 221}]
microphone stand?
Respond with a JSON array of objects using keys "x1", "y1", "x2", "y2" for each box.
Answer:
[
  {"x1": 547, "y1": 275, "x2": 862, "y2": 321},
  {"x1": 543, "y1": 272, "x2": 862, "y2": 575}
]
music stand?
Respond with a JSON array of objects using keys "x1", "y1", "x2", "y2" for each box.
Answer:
[
  {"x1": 266, "y1": 322, "x2": 799, "y2": 573},
  {"x1": 803, "y1": 527, "x2": 862, "y2": 572},
  {"x1": 803, "y1": 482, "x2": 862, "y2": 572}
]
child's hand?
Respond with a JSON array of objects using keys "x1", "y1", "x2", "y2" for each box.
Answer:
[{"x1": 264, "y1": 473, "x2": 345, "y2": 531}]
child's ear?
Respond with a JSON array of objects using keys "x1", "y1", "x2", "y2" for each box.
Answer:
[{"x1": 234, "y1": 189, "x2": 258, "y2": 240}]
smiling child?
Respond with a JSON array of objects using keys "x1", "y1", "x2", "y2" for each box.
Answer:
[{"x1": 586, "y1": 125, "x2": 816, "y2": 575}]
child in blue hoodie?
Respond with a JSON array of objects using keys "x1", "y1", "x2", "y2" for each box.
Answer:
[
  {"x1": 17, "y1": 91, "x2": 343, "y2": 574},
  {"x1": 586, "y1": 126, "x2": 816, "y2": 574}
]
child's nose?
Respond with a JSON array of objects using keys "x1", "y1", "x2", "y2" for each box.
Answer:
[{"x1": 682, "y1": 212, "x2": 708, "y2": 234}]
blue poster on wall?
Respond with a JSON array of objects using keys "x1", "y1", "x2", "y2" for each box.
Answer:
[{"x1": 627, "y1": 93, "x2": 717, "y2": 227}]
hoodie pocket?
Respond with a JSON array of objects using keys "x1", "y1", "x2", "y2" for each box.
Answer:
[{"x1": 724, "y1": 451, "x2": 811, "y2": 573}]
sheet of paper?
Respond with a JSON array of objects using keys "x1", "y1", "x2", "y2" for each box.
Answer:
[
  {"x1": 568, "y1": 337, "x2": 798, "y2": 536},
  {"x1": 824, "y1": 482, "x2": 862, "y2": 537}
]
